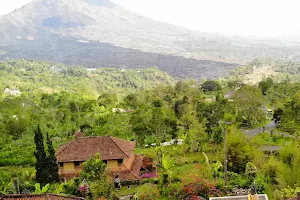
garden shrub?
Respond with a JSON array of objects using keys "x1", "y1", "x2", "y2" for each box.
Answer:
[
  {"x1": 62, "y1": 178, "x2": 81, "y2": 196},
  {"x1": 227, "y1": 171, "x2": 247, "y2": 188},
  {"x1": 140, "y1": 177, "x2": 159, "y2": 185},
  {"x1": 167, "y1": 182, "x2": 185, "y2": 199},
  {"x1": 280, "y1": 186, "x2": 300, "y2": 199},
  {"x1": 262, "y1": 156, "x2": 279, "y2": 185},
  {"x1": 182, "y1": 177, "x2": 221, "y2": 200},
  {"x1": 255, "y1": 174, "x2": 269, "y2": 194},
  {"x1": 89, "y1": 180, "x2": 116, "y2": 200},
  {"x1": 133, "y1": 183, "x2": 160, "y2": 200}
]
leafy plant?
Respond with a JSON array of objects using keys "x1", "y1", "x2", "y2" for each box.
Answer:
[
  {"x1": 157, "y1": 154, "x2": 175, "y2": 185},
  {"x1": 34, "y1": 183, "x2": 50, "y2": 194},
  {"x1": 245, "y1": 162, "x2": 257, "y2": 179},
  {"x1": 80, "y1": 154, "x2": 114, "y2": 199},
  {"x1": 202, "y1": 152, "x2": 211, "y2": 169},
  {"x1": 212, "y1": 161, "x2": 223, "y2": 179}
]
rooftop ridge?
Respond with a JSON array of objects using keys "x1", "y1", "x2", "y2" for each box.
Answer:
[
  {"x1": 109, "y1": 136, "x2": 130, "y2": 158},
  {"x1": 57, "y1": 135, "x2": 111, "y2": 156},
  {"x1": 56, "y1": 139, "x2": 76, "y2": 157},
  {"x1": 77, "y1": 135, "x2": 111, "y2": 138},
  {"x1": 127, "y1": 154, "x2": 140, "y2": 179},
  {"x1": 125, "y1": 163, "x2": 139, "y2": 179},
  {"x1": 56, "y1": 135, "x2": 135, "y2": 162}
]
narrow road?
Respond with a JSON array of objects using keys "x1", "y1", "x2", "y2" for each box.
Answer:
[
  {"x1": 242, "y1": 120, "x2": 293, "y2": 138},
  {"x1": 241, "y1": 120, "x2": 293, "y2": 152}
]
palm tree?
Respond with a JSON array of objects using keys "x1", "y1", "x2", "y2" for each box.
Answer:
[
  {"x1": 181, "y1": 133, "x2": 189, "y2": 156},
  {"x1": 157, "y1": 154, "x2": 175, "y2": 185}
]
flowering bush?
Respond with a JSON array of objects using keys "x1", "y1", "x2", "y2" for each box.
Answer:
[
  {"x1": 182, "y1": 176, "x2": 221, "y2": 200},
  {"x1": 79, "y1": 185, "x2": 88, "y2": 192},
  {"x1": 140, "y1": 171, "x2": 158, "y2": 179}
]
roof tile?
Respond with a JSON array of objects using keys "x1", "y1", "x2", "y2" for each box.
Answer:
[{"x1": 56, "y1": 136, "x2": 135, "y2": 162}]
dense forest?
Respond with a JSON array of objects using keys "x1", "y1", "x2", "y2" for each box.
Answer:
[
  {"x1": 1, "y1": 59, "x2": 300, "y2": 200},
  {"x1": 0, "y1": 60, "x2": 174, "y2": 97}
]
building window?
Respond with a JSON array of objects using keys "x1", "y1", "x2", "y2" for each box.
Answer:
[
  {"x1": 59, "y1": 162, "x2": 63, "y2": 167},
  {"x1": 118, "y1": 159, "x2": 123, "y2": 164},
  {"x1": 75, "y1": 161, "x2": 80, "y2": 167}
]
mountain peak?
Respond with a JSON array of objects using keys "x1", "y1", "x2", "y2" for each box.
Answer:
[
  {"x1": 84, "y1": 0, "x2": 117, "y2": 8},
  {"x1": 4, "y1": 0, "x2": 121, "y2": 30},
  {"x1": 32, "y1": 0, "x2": 117, "y2": 8}
]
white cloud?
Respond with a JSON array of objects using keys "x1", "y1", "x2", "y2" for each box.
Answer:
[
  {"x1": 1, "y1": 0, "x2": 300, "y2": 37},
  {"x1": 114, "y1": 0, "x2": 300, "y2": 37},
  {"x1": 0, "y1": 0, "x2": 32, "y2": 15}
]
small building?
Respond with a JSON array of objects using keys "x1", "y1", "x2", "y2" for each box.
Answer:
[
  {"x1": 0, "y1": 193, "x2": 84, "y2": 200},
  {"x1": 210, "y1": 194, "x2": 268, "y2": 200},
  {"x1": 4, "y1": 88, "x2": 21, "y2": 96},
  {"x1": 112, "y1": 108, "x2": 134, "y2": 113},
  {"x1": 56, "y1": 136, "x2": 145, "y2": 181}
]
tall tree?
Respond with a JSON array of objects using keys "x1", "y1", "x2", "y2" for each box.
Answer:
[
  {"x1": 46, "y1": 133, "x2": 60, "y2": 183},
  {"x1": 233, "y1": 86, "x2": 264, "y2": 126},
  {"x1": 258, "y1": 77, "x2": 273, "y2": 95},
  {"x1": 34, "y1": 125, "x2": 48, "y2": 186},
  {"x1": 201, "y1": 80, "x2": 222, "y2": 92}
]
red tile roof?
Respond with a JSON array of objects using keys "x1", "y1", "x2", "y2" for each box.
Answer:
[
  {"x1": 56, "y1": 136, "x2": 136, "y2": 162},
  {"x1": 130, "y1": 155, "x2": 144, "y2": 176},
  {"x1": 0, "y1": 194, "x2": 84, "y2": 200},
  {"x1": 110, "y1": 137, "x2": 135, "y2": 157}
]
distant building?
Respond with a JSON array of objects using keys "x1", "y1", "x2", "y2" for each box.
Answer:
[
  {"x1": 210, "y1": 194, "x2": 268, "y2": 200},
  {"x1": 112, "y1": 108, "x2": 134, "y2": 113},
  {"x1": 4, "y1": 88, "x2": 21, "y2": 96},
  {"x1": 56, "y1": 136, "x2": 146, "y2": 181},
  {"x1": 86, "y1": 68, "x2": 96, "y2": 71}
]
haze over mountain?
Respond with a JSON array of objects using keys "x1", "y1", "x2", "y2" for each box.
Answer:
[{"x1": 0, "y1": 0, "x2": 300, "y2": 79}]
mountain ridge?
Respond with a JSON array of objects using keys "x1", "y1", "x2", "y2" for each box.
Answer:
[{"x1": 1, "y1": 0, "x2": 300, "y2": 79}]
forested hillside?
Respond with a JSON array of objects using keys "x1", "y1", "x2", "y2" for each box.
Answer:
[
  {"x1": 0, "y1": 60, "x2": 174, "y2": 96},
  {"x1": 225, "y1": 58, "x2": 300, "y2": 84},
  {"x1": 1, "y1": 60, "x2": 300, "y2": 199}
]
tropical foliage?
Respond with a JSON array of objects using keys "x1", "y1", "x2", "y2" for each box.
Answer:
[{"x1": 1, "y1": 59, "x2": 300, "y2": 200}]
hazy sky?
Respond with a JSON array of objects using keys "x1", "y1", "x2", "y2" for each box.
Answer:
[
  {"x1": 1, "y1": 0, "x2": 300, "y2": 37},
  {"x1": 0, "y1": 0, "x2": 32, "y2": 16}
]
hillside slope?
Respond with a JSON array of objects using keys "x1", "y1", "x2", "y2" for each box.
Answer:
[
  {"x1": 225, "y1": 59, "x2": 300, "y2": 84},
  {"x1": 0, "y1": 0, "x2": 299, "y2": 79},
  {"x1": 0, "y1": 60, "x2": 174, "y2": 96}
]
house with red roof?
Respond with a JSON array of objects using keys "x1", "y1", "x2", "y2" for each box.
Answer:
[{"x1": 56, "y1": 136, "x2": 146, "y2": 181}]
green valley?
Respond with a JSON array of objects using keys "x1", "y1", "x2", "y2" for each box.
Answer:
[{"x1": 1, "y1": 59, "x2": 300, "y2": 200}]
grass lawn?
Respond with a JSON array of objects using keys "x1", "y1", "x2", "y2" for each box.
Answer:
[
  {"x1": 135, "y1": 143, "x2": 222, "y2": 164},
  {"x1": 135, "y1": 143, "x2": 223, "y2": 183}
]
